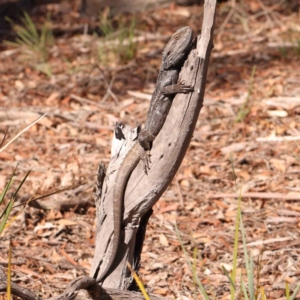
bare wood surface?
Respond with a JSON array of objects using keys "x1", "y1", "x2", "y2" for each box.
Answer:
[{"x1": 90, "y1": 0, "x2": 216, "y2": 290}]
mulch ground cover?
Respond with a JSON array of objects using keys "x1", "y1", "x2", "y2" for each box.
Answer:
[{"x1": 0, "y1": 1, "x2": 300, "y2": 299}]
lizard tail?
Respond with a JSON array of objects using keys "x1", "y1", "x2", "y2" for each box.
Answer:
[{"x1": 96, "y1": 143, "x2": 142, "y2": 283}]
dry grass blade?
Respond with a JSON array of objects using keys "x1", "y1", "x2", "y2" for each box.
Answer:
[
  {"x1": 12, "y1": 182, "x2": 86, "y2": 210},
  {"x1": 7, "y1": 239, "x2": 12, "y2": 300},
  {"x1": 0, "y1": 113, "x2": 47, "y2": 152},
  {"x1": 126, "y1": 262, "x2": 150, "y2": 300},
  {"x1": 0, "y1": 127, "x2": 9, "y2": 148}
]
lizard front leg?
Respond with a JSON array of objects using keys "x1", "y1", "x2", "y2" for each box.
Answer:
[
  {"x1": 161, "y1": 81, "x2": 193, "y2": 95},
  {"x1": 139, "y1": 83, "x2": 194, "y2": 151}
]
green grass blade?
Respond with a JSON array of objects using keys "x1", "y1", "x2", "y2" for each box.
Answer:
[
  {"x1": 260, "y1": 286, "x2": 267, "y2": 300},
  {"x1": 7, "y1": 239, "x2": 12, "y2": 298},
  {"x1": 16, "y1": 24, "x2": 36, "y2": 42},
  {"x1": 46, "y1": 13, "x2": 53, "y2": 46},
  {"x1": 240, "y1": 207, "x2": 254, "y2": 300},
  {"x1": 15, "y1": 17, "x2": 39, "y2": 45},
  {"x1": 241, "y1": 278, "x2": 249, "y2": 300},
  {"x1": 12, "y1": 182, "x2": 86, "y2": 209},
  {"x1": 247, "y1": 65, "x2": 256, "y2": 100},
  {"x1": 40, "y1": 13, "x2": 52, "y2": 48},
  {"x1": 0, "y1": 175, "x2": 14, "y2": 207},
  {"x1": 40, "y1": 23, "x2": 46, "y2": 47},
  {"x1": 254, "y1": 248, "x2": 264, "y2": 299},
  {"x1": 222, "y1": 266, "x2": 236, "y2": 290},
  {"x1": 15, "y1": 33, "x2": 35, "y2": 48},
  {"x1": 192, "y1": 247, "x2": 198, "y2": 279},
  {"x1": 0, "y1": 127, "x2": 8, "y2": 148},
  {"x1": 175, "y1": 223, "x2": 209, "y2": 300},
  {"x1": 290, "y1": 283, "x2": 300, "y2": 300},
  {"x1": 13, "y1": 169, "x2": 31, "y2": 199},
  {"x1": 99, "y1": 8, "x2": 114, "y2": 37},
  {"x1": 23, "y1": 11, "x2": 39, "y2": 41},
  {"x1": 0, "y1": 198, "x2": 14, "y2": 234},
  {"x1": 249, "y1": 252, "x2": 254, "y2": 300},
  {"x1": 230, "y1": 192, "x2": 241, "y2": 300},
  {"x1": 230, "y1": 153, "x2": 237, "y2": 189},
  {"x1": 286, "y1": 282, "x2": 290, "y2": 300}
]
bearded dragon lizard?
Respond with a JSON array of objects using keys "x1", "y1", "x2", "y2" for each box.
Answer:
[{"x1": 96, "y1": 26, "x2": 194, "y2": 283}]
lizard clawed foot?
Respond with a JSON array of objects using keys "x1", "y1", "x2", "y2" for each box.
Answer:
[
  {"x1": 179, "y1": 80, "x2": 194, "y2": 93},
  {"x1": 181, "y1": 85, "x2": 194, "y2": 93},
  {"x1": 161, "y1": 82, "x2": 194, "y2": 95},
  {"x1": 141, "y1": 151, "x2": 151, "y2": 175}
]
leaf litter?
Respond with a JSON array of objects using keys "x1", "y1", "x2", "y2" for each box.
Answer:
[{"x1": 0, "y1": 0, "x2": 300, "y2": 299}]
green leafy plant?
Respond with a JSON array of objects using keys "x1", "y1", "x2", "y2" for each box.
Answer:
[
  {"x1": 6, "y1": 11, "x2": 53, "y2": 62},
  {"x1": 97, "y1": 10, "x2": 137, "y2": 64}
]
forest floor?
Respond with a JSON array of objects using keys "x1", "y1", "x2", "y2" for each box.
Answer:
[{"x1": 0, "y1": 0, "x2": 300, "y2": 299}]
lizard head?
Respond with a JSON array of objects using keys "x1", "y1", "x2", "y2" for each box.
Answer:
[{"x1": 162, "y1": 26, "x2": 193, "y2": 70}]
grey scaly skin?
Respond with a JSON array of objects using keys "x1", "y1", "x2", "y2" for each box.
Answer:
[{"x1": 96, "y1": 26, "x2": 194, "y2": 283}]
